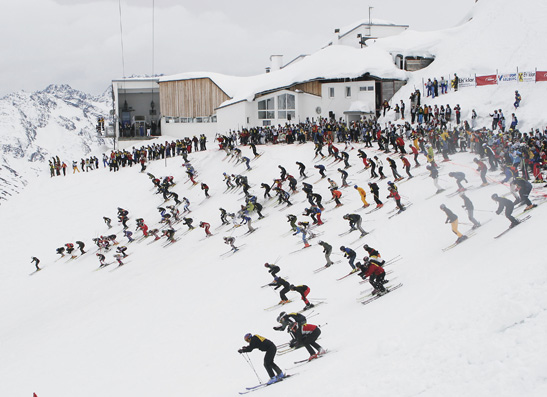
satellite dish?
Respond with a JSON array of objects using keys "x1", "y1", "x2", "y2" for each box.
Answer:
[{"x1": 315, "y1": 106, "x2": 322, "y2": 115}]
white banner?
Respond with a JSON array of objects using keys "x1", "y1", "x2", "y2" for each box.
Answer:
[
  {"x1": 458, "y1": 76, "x2": 475, "y2": 88},
  {"x1": 518, "y1": 71, "x2": 536, "y2": 82},
  {"x1": 497, "y1": 73, "x2": 517, "y2": 83}
]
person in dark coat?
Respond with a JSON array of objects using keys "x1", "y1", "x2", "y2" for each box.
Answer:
[{"x1": 238, "y1": 333, "x2": 284, "y2": 384}]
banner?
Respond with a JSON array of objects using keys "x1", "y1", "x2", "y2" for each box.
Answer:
[
  {"x1": 536, "y1": 71, "x2": 547, "y2": 81},
  {"x1": 476, "y1": 74, "x2": 497, "y2": 86},
  {"x1": 497, "y1": 73, "x2": 517, "y2": 83},
  {"x1": 458, "y1": 76, "x2": 475, "y2": 88},
  {"x1": 518, "y1": 71, "x2": 536, "y2": 82}
]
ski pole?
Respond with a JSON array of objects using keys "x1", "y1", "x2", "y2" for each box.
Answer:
[{"x1": 241, "y1": 353, "x2": 262, "y2": 384}]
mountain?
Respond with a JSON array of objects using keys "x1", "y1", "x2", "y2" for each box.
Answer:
[{"x1": 0, "y1": 84, "x2": 111, "y2": 203}]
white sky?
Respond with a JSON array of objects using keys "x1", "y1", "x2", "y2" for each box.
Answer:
[{"x1": 0, "y1": 0, "x2": 475, "y2": 97}]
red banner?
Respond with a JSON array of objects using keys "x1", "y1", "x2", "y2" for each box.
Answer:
[
  {"x1": 536, "y1": 71, "x2": 547, "y2": 81},
  {"x1": 476, "y1": 74, "x2": 498, "y2": 86}
]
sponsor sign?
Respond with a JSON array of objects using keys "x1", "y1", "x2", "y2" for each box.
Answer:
[
  {"x1": 476, "y1": 74, "x2": 498, "y2": 86},
  {"x1": 518, "y1": 71, "x2": 536, "y2": 82},
  {"x1": 458, "y1": 76, "x2": 475, "y2": 88},
  {"x1": 497, "y1": 73, "x2": 517, "y2": 83},
  {"x1": 536, "y1": 71, "x2": 547, "y2": 82}
]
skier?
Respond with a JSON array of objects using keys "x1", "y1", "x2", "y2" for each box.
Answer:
[
  {"x1": 287, "y1": 214, "x2": 298, "y2": 231},
  {"x1": 269, "y1": 276, "x2": 292, "y2": 304},
  {"x1": 368, "y1": 182, "x2": 383, "y2": 208},
  {"x1": 512, "y1": 178, "x2": 535, "y2": 210},
  {"x1": 514, "y1": 90, "x2": 521, "y2": 109},
  {"x1": 318, "y1": 240, "x2": 334, "y2": 267},
  {"x1": 295, "y1": 161, "x2": 307, "y2": 178},
  {"x1": 290, "y1": 284, "x2": 314, "y2": 310},
  {"x1": 162, "y1": 228, "x2": 177, "y2": 243},
  {"x1": 76, "y1": 240, "x2": 86, "y2": 254},
  {"x1": 56, "y1": 247, "x2": 65, "y2": 257},
  {"x1": 31, "y1": 256, "x2": 40, "y2": 271},
  {"x1": 240, "y1": 214, "x2": 256, "y2": 233},
  {"x1": 491, "y1": 194, "x2": 520, "y2": 228},
  {"x1": 409, "y1": 144, "x2": 421, "y2": 167},
  {"x1": 182, "y1": 197, "x2": 191, "y2": 213},
  {"x1": 375, "y1": 156, "x2": 386, "y2": 179},
  {"x1": 238, "y1": 333, "x2": 284, "y2": 385},
  {"x1": 354, "y1": 185, "x2": 369, "y2": 208},
  {"x1": 114, "y1": 254, "x2": 124, "y2": 266},
  {"x1": 65, "y1": 243, "x2": 75, "y2": 256},
  {"x1": 440, "y1": 204, "x2": 466, "y2": 243},
  {"x1": 290, "y1": 321, "x2": 325, "y2": 361},
  {"x1": 340, "y1": 246, "x2": 357, "y2": 271},
  {"x1": 199, "y1": 221, "x2": 212, "y2": 237},
  {"x1": 473, "y1": 158, "x2": 489, "y2": 186},
  {"x1": 460, "y1": 192, "x2": 481, "y2": 229},
  {"x1": 331, "y1": 188, "x2": 342, "y2": 207},
  {"x1": 357, "y1": 257, "x2": 387, "y2": 295},
  {"x1": 337, "y1": 168, "x2": 349, "y2": 187},
  {"x1": 426, "y1": 164, "x2": 445, "y2": 193},
  {"x1": 96, "y1": 253, "x2": 106, "y2": 267},
  {"x1": 293, "y1": 224, "x2": 311, "y2": 248},
  {"x1": 343, "y1": 213, "x2": 368, "y2": 236},
  {"x1": 265, "y1": 263, "x2": 280, "y2": 277},
  {"x1": 401, "y1": 156, "x2": 413, "y2": 178},
  {"x1": 314, "y1": 164, "x2": 327, "y2": 178},
  {"x1": 387, "y1": 157, "x2": 403, "y2": 181},
  {"x1": 224, "y1": 236, "x2": 237, "y2": 251},
  {"x1": 201, "y1": 183, "x2": 210, "y2": 198},
  {"x1": 123, "y1": 230, "x2": 134, "y2": 243},
  {"x1": 448, "y1": 172, "x2": 468, "y2": 191},
  {"x1": 278, "y1": 165, "x2": 287, "y2": 181},
  {"x1": 363, "y1": 244, "x2": 384, "y2": 265},
  {"x1": 103, "y1": 217, "x2": 112, "y2": 229},
  {"x1": 182, "y1": 217, "x2": 195, "y2": 231},
  {"x1": 116, "y1": 246, "x2": 128, "y2": 258},
  {"x1": 387, "y1": 184, "x2": 405, "y2": 212}
]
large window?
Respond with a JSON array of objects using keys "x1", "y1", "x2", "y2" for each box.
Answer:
[
  {"x1": 258, "y1": 98, "x2": 275, "y2": 119},
  {"x1": 277, "y1": 93, "x2": 295, "y2": 120},
  {"x1": 329, "y1": 87, "x2": 335, "y2": 98}
]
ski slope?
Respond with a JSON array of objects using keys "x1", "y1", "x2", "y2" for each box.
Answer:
[{"x1": 0, "y1": 138, "x2": 546, "y2": 397}]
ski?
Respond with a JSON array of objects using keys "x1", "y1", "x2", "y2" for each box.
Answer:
[
  {"x1": 313, "y1": 260, "x2": 342, "y2": 273},
  {"x1": 358, "y1": 277, "x2": 399, "y2": 299},
  {"x1": 297, "y1": 301, "x2": 325, "y2": 313},
  {"x1": 388, "y1": 203, "x2": 412, "y2": 219},
  {"x1": 494, "y1": 215, "x2": 531, "y2": 238},
  {"x1": 442, "y1": 231, "x2": 477, "y2": 251},
  {"x1": 29, "y1": 269, "x2": 42, "y2": 276},
  {"x1": 264, "y1": 300, "x2": 292, "y2": 311},
  {"x1": 336, "y1": 269, "x2": 359, "y2": 281},
  {"x1": 358, "y1": 269, "x2": 394, "y2": 285},
  {"x1": 239, "y1": 374, "x2": 296, "y2": 394},
  {"x1": 361, "y1": 283, "x2": 403, "y2": 305},
  {"x1": 293, "y1": 349, "x2": 330, "y2": 364},
  {"x1": 220, "y1": 244, "x2": 247, "y2": 257},
  {"x1": 289, "y1": 245, "x2": 312, "y2": 255}
]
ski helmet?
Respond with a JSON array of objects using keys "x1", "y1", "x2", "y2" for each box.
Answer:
[
  {"x1": 354, "y1": 185, "x2": 358, "y2": 189},
  {"x1": 491, "y1": 193, "x2": 499, "y2": 200},
  {"x1": 244, "y1": 333, "x2": 252, "y2": 342},
  {"x1": 277, "y1": 312, "x2": 287, "y2": 323},
  {"x1": 340, "y1": 246, "x2": 345, "y2": 251}
]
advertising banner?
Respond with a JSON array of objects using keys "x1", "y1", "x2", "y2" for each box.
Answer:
[
  {"x1": 497, "y1": 73, "x2": 517, "y2": 83},
  {"x1": 476, "y1": 75, "x2": 497, "y2": 86},
  {"x1": 458, "y1": 76, "x2": 475, "y2": 88},
  {"x1": 518, "y1": 71, "x2": 536, "y2": 82},
  {"x1": 536, "y1": 71, "x2": 547, "y2": 81}
]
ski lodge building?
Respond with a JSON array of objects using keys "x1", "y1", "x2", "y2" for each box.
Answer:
[{"x1": 111, "y1": 19, "x2": 433, "y2": 140}]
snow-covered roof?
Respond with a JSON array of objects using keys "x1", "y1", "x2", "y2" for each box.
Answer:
[
  {"x1": 337, "y1": 18, "x2": 409, "y2": 39},
  {"x1": 160, "y1": 45, "x2": 408, "y2": 108}
]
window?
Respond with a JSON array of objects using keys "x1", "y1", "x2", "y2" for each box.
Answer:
[
  {"x1": 329, "y1": 87, "x2": 335, "y2": 98},
  {"x1": 258, "y1": 98, "x2": 275, "y2": 119},
  {"x1": 263, "y1": 120, "x2": 271, "y2": 126},
  {"x1": 277, "y1": 93, "x2": 296, "y2": 119},
  {"x1": 367, "y1": 86, "x2": 374, "y2": 91},
  {"x1": 359, "y1": 86, "x2": 367, "y2": 92},
  {"x1": 345, "y1": 87, "x2": 351, "y2": 97}
]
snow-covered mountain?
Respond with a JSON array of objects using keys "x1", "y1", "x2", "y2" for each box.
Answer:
[{"x1": 0, "y1": 84, "x2": 111, "y2": 203}]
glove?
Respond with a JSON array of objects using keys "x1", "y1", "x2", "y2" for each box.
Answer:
[
  {"x1": 238, "y1": 348, "x2": 244, "y2": 354},
  {"x1": 273, "y1": 326, "x2": 283, "y2": 331},
  {"x1": 289, "y1": 339, "x2": 297, "y2": 348}
]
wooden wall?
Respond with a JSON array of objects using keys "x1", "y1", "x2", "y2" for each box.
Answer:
[
  {"x1": 291, "y1": 81, "x2": 322, "y2": 96},
  {"x1": 159, "y1": 78, "x2": 230, "y2": 117}
]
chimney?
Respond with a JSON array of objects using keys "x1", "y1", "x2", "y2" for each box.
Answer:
[
  {"x1": 333, "y1": 28, "x2": 340, "y2": 45},
  {"x1": 270, "y1": 55, "x2": 283, "y2": 72}
]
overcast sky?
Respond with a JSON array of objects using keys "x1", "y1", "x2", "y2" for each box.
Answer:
[{"x1": 0, "y1": 0, "x2": 476, "y2": 97}]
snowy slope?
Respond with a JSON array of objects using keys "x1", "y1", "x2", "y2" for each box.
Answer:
[
  {"x1": 0, "y1": 139, "x2": 546, "y2": 397},
  {"x1": 0, "y1": 84, "x2": 111, "y2": 203}
]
